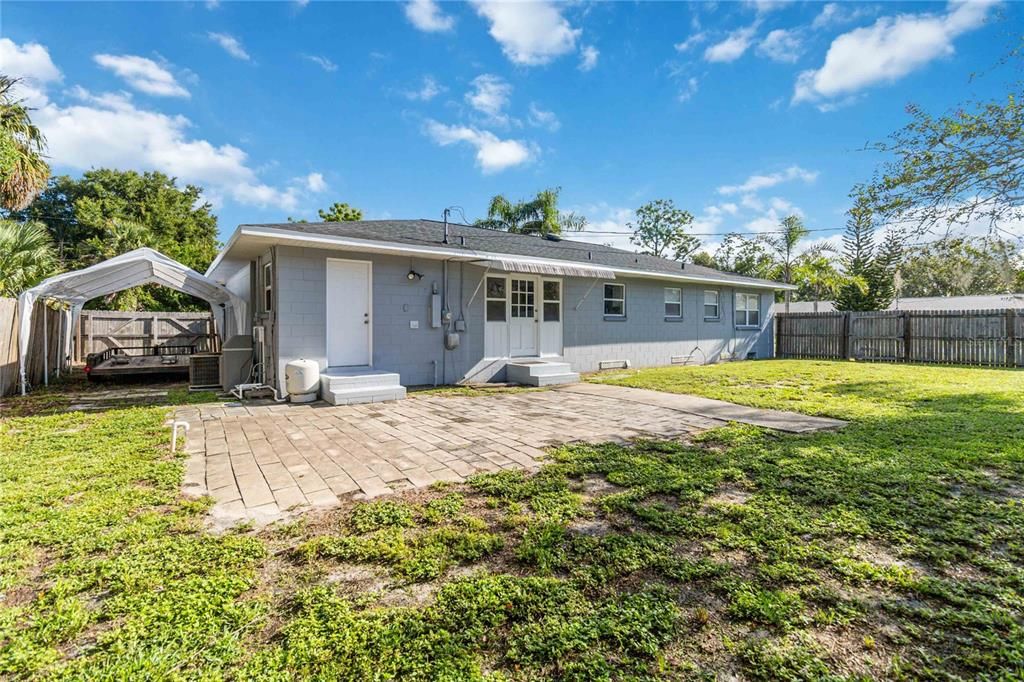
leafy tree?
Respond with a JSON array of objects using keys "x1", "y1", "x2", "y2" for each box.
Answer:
[
  {"x1": 899, "y1": 237, "x2": 1023, "y2": 297},
  {"x1": 476, "y1": 187, "x2": 583, "y2": 236},
  {"x1": 862, "y1": 93, "x2": 1024, "y2": 235},
  {"x1": 0, "y1": 76, "x2": 50, "y2": 211},
  {"x1": 628, "y1": 199, "x2": 699, "y2": 261},
  {"x1": 19, "y1": 170, "x2": 219, "y2": 311},
  {"x1": 318, "y1": 202, "x2": 363, "y2": 222},
  {"x1": 709, "y1": 233, "x2": 778, "y2": 280},
  {"x1": 0, "y1": 219, "x2": 56, "y2": 296},
  {"x1": 834, "y1": 195, "x2": 900, "y2": 311}
]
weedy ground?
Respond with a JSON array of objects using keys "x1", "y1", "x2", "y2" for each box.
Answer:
[{"x1": 1, "y1": 361, "x2": 1022, "y2": 680}]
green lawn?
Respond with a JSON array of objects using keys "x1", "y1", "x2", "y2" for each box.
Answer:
[{"x1": 2, "y1": 361, "x2": 1023, "y2": 679}]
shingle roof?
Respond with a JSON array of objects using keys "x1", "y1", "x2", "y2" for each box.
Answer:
[{"x1": 242, "y1": 219, "x2": 788, "y2": 289}]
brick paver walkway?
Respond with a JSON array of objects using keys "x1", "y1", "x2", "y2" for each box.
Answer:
[{"x1": 177, "y1": 389, "x2": 724, "y2": 527}]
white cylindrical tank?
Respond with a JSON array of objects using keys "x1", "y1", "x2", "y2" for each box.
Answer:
[{"x1": 285, "y1": 358, "x2": 320, "y2": 403}]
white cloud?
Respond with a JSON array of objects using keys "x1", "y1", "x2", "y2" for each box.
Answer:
[
  {"x1": 404, "y1": 75, "x2": 445, "y2": 101},
  {"x1": 677, "y1": 77, "x2": 699, "y2": 103},
  {"x1": 674, "y1": 32, "x2": 707, "y2": 52},
  {"x1": 811, "y1": 2, "x2": 873, "y2": 30},
  {"x1": 472, "y1": 1, "x2": 580, "y2": 66},
  {"x1": 4, "y1": 39, "x2": 307, "y2": 211},
  {"x1": 756, "y1": 28, "x2": 802, "y2": 63},
  {"x1": 718, "y1": 166, "x2": 819, "y2": 195},
  {"x1": 527, "y1": 102, "x2": 560, "y2": 132},
  {"x1": 37, "y1": 87, "x2": 300, "y2": 209},
  {"x1": 404, "y1": 0, "x2": 455, "y2": 32},
  {"x1": 578, "y1": 45, "x2": 599, "y2": 71},
  {"x1": 423, "y1": 120, "x2": 534, "y2": 173},
  {"x1": 304, "y1": 172, "x2": 326, "y2": 193},
  {"x1": 93, "y1": 54, "x2": 189, "y2": 98},
  {"x1": 794, "y1": 1, "x2": 996, "y2": 105},
  {"x1": 207, "y1": 32, "x2": 251, "y2": 61},
  {"x1": 294, "y1": 0, "x2": 310, "y2": 8},
  {"x1": 304, "y1": 54, "x2": 338, "y2": 72},
  {"x1": 0, "y1": 38, "x2": 61, "y2": 106},
  {"x1": 465, "y1": 74, "x2": 512, "y2": 124},
  {"x1": 769, "y1": 196, "x2": 803, "y2": 215},
  {"x1": 570, "y1": 203, "x2": 635, "y2": 251},
  {"x1": 704, "y1": 24, "x2": 757, "y2": 63}
]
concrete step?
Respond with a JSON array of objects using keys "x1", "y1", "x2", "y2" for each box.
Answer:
[
  {"x1": 321, "y1": 367, "x2": 402, "y2": 391},
  {"x1": 323, "y1": 385, "x2": 407, "y2": 406},
  {"x1": 531, "y1": 372, "x2": 580, "y2": 387},
  {"x1": 506, "y1": 360, "x2": 579, "y2": 387}
]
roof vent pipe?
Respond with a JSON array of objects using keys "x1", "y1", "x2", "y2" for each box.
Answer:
[{"x1": 442, "y1": 207, "x2": 450, "y2": 244}]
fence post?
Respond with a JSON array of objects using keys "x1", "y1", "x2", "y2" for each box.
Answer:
[
  {"x1": 903, "y1": 312, "x2": 912, "y2": 362},
  {"x1": 1008, "y1": 309, "x2": 1017, "y2": 368},
  {"x1": 841, "y1": 312, "x2": 850, "y2": 360}
]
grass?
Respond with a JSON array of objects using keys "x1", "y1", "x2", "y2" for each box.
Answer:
[{"x1": 1, "y1": 361, "x2": 1023, "y2": 679}]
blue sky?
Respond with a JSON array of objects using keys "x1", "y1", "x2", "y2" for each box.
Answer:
[{"x1": 1, "y1": 0, "x2": 1018, "y2": 252}]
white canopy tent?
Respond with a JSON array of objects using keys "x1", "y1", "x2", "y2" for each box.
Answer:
[{"x1": 18, "y1": 247, "x2": 247, "y2": 395}]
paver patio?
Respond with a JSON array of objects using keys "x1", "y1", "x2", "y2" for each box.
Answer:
[{"x1": 177, "y1": 384, "x2": 844, "y2": 527}]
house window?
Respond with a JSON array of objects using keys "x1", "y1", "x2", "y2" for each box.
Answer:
[
  {"x1": 263, "y1": 261, "x2": 273, "y2": 312},
  {"x1": 664, "y1": 287, "x2": 682, "y2": 318},
  {"x1": 735, "y1": 292, "x2": 760, "y2": 328},
  {"x1": 704, "y1": 290, "x2": 720, "y2": 320},
  {"x1": 543, "y1": 280, "x2": 561, "y2": 322},
  {"x1": 485, "y1": 276, "x2": 507, "y2": 322},
  {"x1": 603, "y1": 283, "x2": 625, "y2": 317}
]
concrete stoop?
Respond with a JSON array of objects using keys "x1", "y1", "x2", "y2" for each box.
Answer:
[
  {"x1": 506, "y1": 359, "x2": 580, "y2": 387},
  {"x1": 321, "y1": 367, "x2": 407, "y2": 405}
]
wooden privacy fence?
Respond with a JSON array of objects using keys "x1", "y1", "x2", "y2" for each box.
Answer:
[
  {"x1": 75, "y1": 310, "x2": 217, "y2": 361},
  {"x1": 776, "y1": 309, "x2": 1024, "y2": 367},
  {"x1": 0, "y1": 297, "x2": 65, "y2": 398}
]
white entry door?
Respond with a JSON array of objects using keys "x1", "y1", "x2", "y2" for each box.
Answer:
[
  {"x1": 509, "y1": 276, "x2": 538, "y2": 356},
  {"x1": 326, "y1": 259, "x2": 371, "y2": 366}
]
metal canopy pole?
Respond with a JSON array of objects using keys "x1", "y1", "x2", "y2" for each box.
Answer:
[{"x1": 42, "y1": 303, "x2": 48, "y2": 386}]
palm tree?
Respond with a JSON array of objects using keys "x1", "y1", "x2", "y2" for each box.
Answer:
[
  {"x1": 476, "y1": 187, "x2": 585, "y2": 236},
  {"x1": 0, "y1": 219, "x2": 56, "y2": 296},
  {"x1": 0, "y1": 76, "x2": 50, "y2": 211},
  {"x1": 764, "y1": 214, "x2": 809, "y2": 311}
]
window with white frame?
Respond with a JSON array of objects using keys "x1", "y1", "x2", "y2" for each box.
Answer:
[
  {"x1": 603, "y1": 283, "x2": 625, "y2": 317},
  {"x1": 263, "y1": 261, "x2": 273, "y2": 312},
  {"x1": 543, "y1": 280, "x2": 561, "y2": 322},
  {"x1": 703, "y1": 290, "x2": 720, "y2": 320},
  {"x1": 664, "y1": 287, "x2": 682, "y2": 318},
  {"x1": 485, "y1": 276, "x2": 507, "y2": 322},
  {"x1": 735, "y1": 292, "x2": 760, "y2": 327}
]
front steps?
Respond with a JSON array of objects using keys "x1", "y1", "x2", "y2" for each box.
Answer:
[
  {"x1": 506, "y1": 358, "x2": 580, "y2": 387},
  {"x1": 320, "y1": 367, "x2": 406, "y2": 405}
]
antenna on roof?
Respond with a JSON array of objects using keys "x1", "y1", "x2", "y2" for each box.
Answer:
[{"x1": 442, "y1": 208, "x2": 450, "y2": 244}]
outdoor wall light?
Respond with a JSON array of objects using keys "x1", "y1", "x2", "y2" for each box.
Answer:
[{"x1": 407, "y1": 269, "x2": 424, "y2": 281}]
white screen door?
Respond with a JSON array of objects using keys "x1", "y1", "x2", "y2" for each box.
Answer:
[
  {"x1": 509, "y1": 277, "x2": 538, "y2": 356},
  {"x1": 326, "y1": 259, "x2": 371, "y2": 366}
]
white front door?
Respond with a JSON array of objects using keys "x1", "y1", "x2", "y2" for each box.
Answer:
[
  {"x1": 509, "y1": 276, "x2": 538, "y2": 356},
  {"x1": 326, "y1": 258, "x2": 371, "y2": 366}
]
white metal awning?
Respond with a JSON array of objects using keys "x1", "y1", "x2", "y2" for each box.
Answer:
[
  {"x1": 17, "y1": 247, "x2": 247, "y2": 394},
  {"x1": 478, "y1": 258, "x2": 615, "y2": 279}
]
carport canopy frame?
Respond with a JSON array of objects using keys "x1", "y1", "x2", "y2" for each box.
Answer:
[{"x1": 17, "y1": 247, "x2": 247, "y2": 395}]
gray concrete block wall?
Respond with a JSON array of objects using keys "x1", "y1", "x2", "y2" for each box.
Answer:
[
  {"x1": 561, "y1": 276, "x2": 773, "y2": 373},
  {"x1": 274, "y1": 246, "x2": 486, "y2": 390},
  {"x1": 273, "y1": 244, "x2": 775, "y2": 388}
]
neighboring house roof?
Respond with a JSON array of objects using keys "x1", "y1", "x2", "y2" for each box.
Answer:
[
  {"x1": 774, "y1": 293, "x2": 1024, "y2": 314},
  {"x1": 210, "y1": 219, "x2": 792, "y2": 291}
]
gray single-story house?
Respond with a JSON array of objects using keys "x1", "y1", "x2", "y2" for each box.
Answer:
[{"x1": 206, "y1": 220, "x2": 794, "y2": 404}]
